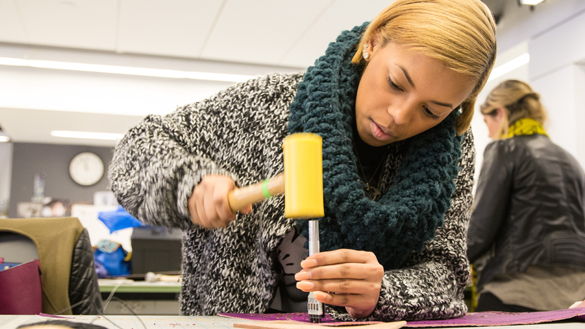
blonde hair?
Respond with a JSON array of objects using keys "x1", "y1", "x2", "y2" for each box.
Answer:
[
  {"x1": 351, "y1": 0, "x2": 497, "y2": 135},
  {"x1": 480, "y1": 79, "x2": 547, "y2": 139}
]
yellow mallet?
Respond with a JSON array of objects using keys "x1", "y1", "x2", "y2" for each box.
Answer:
[
  {"x1": 227, "y1": 133, "x2": 324, "y2": 218},
  {"x1": 227, "y1": 132, "x2": 325, "y2": 322}
]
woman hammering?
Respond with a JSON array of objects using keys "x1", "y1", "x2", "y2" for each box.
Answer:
[{"x1": 109, "y1": 0, "x2": 496, "y2": 321}]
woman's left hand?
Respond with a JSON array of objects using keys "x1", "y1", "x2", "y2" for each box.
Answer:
[{"x1": 295, "y1": 249, "x2": 384, "y2": 319}]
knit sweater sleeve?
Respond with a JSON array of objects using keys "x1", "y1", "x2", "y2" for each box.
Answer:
[
  {"x1": 330, "y1": 129, "x2": 476, "y2": 321},
  {"x1": 108, "y1": 73, "x2": 302, "y2": 230}
]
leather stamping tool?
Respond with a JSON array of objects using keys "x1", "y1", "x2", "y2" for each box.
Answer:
[{"x1": 227, "y1": 133, "x2": 325, "y2": 322}]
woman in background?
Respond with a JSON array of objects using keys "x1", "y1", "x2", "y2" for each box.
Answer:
[
  {"x1": 110, "y1": 0, "x2": 497, "y2": 321},
  {"x1": 468, "y1": 79, "x2": 585, "y2": 312}
]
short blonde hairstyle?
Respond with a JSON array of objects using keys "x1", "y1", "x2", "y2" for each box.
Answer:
[
  {"x1": 352, "y1": 0, "x2": 497, "y2": 135},
  {"x1": 480, "y1": 79, "x2": 547, "y2": 138}
]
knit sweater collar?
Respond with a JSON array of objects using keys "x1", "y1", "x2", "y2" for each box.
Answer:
[{"x1": 288, "y1": 23, "x2": 463, "y2": 269}]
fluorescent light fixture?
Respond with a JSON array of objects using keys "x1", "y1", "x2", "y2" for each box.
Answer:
[
  {"x1": 0, "y1": 136, "x2": 10, "y2": 142},
  {"x1": 520, "y1": 0, "x2": 544, "y2": 5},
  {"x1": 488, "y1": 53, "x2": 530, "y2": 82},
  {"x1": 0, "y1": 57, "x2": 255, "y2": 83},
  {"x1": 51, "y1": 130, "x2": 124, "y2": 140}
]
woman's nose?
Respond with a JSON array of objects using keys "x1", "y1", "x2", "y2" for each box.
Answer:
[{"x1": 387, "y1": 99, "x2": 416, "y2": 126}]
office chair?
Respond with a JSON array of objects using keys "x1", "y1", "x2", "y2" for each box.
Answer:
[{"x1": 0, "y1": 217, "x2": 103, "y2": 315}]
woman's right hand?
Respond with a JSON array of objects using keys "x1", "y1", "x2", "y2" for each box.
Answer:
[{"x1": 188, "y1": 175, "x2": 252, "y2": 228}]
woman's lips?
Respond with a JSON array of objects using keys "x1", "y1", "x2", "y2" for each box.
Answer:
[{"x1": 370, "y1": 120, "x2": 395, "y2": 141}]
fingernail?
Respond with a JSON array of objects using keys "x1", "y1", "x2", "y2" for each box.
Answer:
[
  {"x1": 296, "y1": 281, "x2": 314, "y2": 290},
  {"x1": 294, "y1": 271, "x2": 310, "y2": 280},
  {"x1": 300, "y1": 259, "x2": 318, "y2": 268},
  {"x1": 314, "y1": 291, "x2": 329, "y2": 301}
]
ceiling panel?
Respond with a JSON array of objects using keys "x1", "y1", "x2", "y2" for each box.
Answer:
[
  {"x1": 16, "y1": 0, "x2": 118, "y2": 51},
  {"x1": 0, "y1": 0, "x2": 28, "y2": 43},
  {"x1": 280, "y1": 0, "x2": 394, "y2": 68},
  {"x1": 118, "y1": 0, "x2": 223, "y2": 58},
  {"x1": 0, "y1": 108, "x2": 144, "y2": 147},
  {"x1": 200, "y1": 0, "x2": 332, "y2": 66}
]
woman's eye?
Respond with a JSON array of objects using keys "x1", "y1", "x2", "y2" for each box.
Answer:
[
  {"x1": 424, "y1": 106, "x2": 440, "y2": 120},
  {"x1": 387, "y1": 77, "x2": 403, "y2": 92}
]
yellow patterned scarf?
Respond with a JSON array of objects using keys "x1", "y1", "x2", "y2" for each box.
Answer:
[{"x1": 506, "y1": 118, "x2": 548, "y2": 138}]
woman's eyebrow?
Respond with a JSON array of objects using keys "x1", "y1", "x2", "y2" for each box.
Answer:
[
  {"x1": 399, "y1": 65, "x2": 415, "y2": 88},
  {"x1": 431, "y1": 100, "x2": 454, "y2": 108},
  {"x1": 398, "y1": 65, "x2": 454, "y2": 109}
]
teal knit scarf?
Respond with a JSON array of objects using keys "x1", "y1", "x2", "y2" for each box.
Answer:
[{"x1": 288, "y1": 23, "x2": 463, "y2": 270}]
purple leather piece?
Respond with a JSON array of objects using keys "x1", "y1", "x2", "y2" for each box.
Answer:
[
  {"x1": 220, "y1": 312, "x2": 336, "y2": 323},
  {"x1": 220, "y1": 308, "x2": 585, "y2": 327},
  {"x1": 405, "y1": 309, "x2": 585, "y2": 327}
]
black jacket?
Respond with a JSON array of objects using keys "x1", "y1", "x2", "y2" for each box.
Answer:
[
  {"x1": 70, "y1": 229, "x2": 103, "y2": 314},
  {"x1": 468, "y1": 134, "x2": 585, "y2": 289}
]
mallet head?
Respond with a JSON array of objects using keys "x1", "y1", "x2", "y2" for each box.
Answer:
[{"x1": 283, "y1": 133, "x2": 324, "y2": 219}]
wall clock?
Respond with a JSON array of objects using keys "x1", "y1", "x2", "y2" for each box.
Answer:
[{"x1": 69, "y1": 152, "x2": 104, "y2": 186}]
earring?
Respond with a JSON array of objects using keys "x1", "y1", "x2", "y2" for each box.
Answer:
[{"x1": 363, "y1": 43, "x2": 369, "y2": 60}]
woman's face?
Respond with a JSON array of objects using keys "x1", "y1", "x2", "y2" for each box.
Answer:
[
  {"x1": 483, "y1": 113, "x2": 502, "y2": 139},
  {"x1": 355, "y1": 41, "x2": 475, "y2": 146}
]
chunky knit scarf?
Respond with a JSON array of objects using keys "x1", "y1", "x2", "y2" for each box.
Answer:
[{"x1": 288, "y1": 23, "x2": 463, "y2": 270}]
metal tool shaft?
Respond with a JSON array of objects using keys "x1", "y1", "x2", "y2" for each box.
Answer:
[
  {"x1": 307, "y1": 219, "x2": 323, "y2": 323},
  {"x1": 308, "y1": 219, "x2": 319, "y2": 256}
]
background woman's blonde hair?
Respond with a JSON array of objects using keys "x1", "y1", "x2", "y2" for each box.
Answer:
[
  {"x1": 480, "y1": 79, "x2": 547, "y2": 138},
  {"x1": 352, "y1": 0, "x2": 497, "y2": 135}
]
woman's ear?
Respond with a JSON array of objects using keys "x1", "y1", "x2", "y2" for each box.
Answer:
[
  {"x1": 368, "y1": 36, "x2": 381, "y2": 56},
  {"x1": 495, "y1": 107, "x2": 506, "y2": 122}
]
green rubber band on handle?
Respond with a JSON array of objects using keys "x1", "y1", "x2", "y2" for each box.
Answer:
[{"x1": 262, "y1": 179, "x2": 272, "y2": 199}]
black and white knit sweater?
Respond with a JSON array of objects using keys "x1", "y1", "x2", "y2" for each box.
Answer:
[{"x1": 109, "y1": 72, "x2": 475, "y2": 321}]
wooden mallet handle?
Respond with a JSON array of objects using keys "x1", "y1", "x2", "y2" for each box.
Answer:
[{"x1": 227, "y1": 173, "x2": 284, "y2": 212}]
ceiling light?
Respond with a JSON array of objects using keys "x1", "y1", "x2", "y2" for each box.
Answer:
[
  {"x1": 488, "y1": 53, "x2": 530, "y2": 82},
  {"x1": 0, "y1": 57, "x2": 255, "y2": 83},
  {"x1": 519, "y1": 0, "x2": 544, "y2": 5},
  {"x1": 51, "y1": 130, "x2": 124, "y2": 140}
]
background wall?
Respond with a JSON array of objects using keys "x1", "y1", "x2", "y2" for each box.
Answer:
[
  {"x1": 529, "y1": 8, "x2": 585, "y2": 167},
  {"x1": 0, "y1": 142, "x2": 13, "y2": 216},
  {"x1": 8, "y1": 142, "x2": 113, "y2": 218}
]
